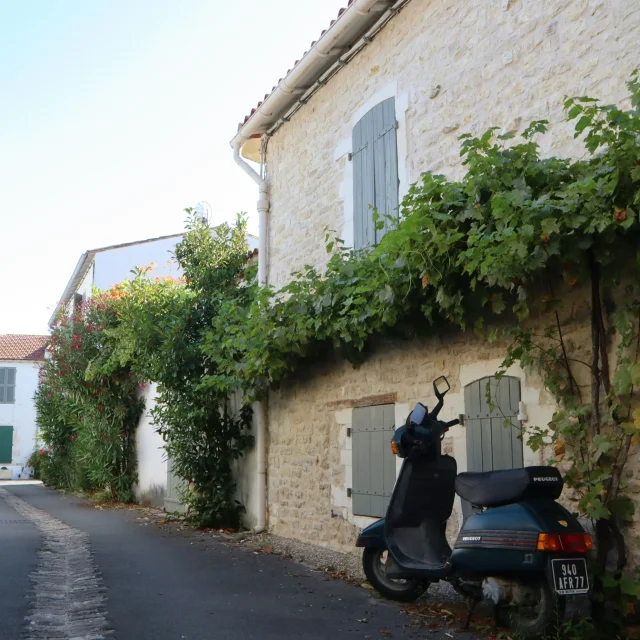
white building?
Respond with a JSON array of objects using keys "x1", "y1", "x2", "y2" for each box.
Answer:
[{"x1": 0, "y1": 335, "x2": 48, "y2": 480}]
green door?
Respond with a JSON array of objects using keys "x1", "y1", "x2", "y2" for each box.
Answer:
[{"x1": 0, "y1": 426, "x2": 14, "y2": 464}]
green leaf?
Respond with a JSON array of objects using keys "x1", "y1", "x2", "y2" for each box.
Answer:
[
  {"x1": 614, "y1": 365, "x2": 633, "y2": 395},
  {"x1": 620, "y1": 575, "x2": 640, "y2": 597},
  {"x1": 612, "y1": 496, "x2": 635, "y2": 523},
  {"x1": 574, "y1": 115, "x2": 592, "y2": 135},
  {"x1": 540, "y1": 218, "x2": 561, "y2": 235},
  {"x1": 567, "y1": 105, "x2": 583, "y2": 119}
]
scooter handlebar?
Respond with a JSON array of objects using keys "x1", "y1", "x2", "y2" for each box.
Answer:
[{"x1": 444, "y1": 418, "x2": 460, "y2": 429}]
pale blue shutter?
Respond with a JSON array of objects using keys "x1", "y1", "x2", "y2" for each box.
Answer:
[
  {"x1": 352, "y1": 404, "x2": 396, "y2": 518},
  {"x1": 6, "y1": 368, "x2": 15, "y2": 404},
  {"x1": 0, "y1": 368, "x2": 15, "y2": 404},
  {"x1": 352, "y1": 109, "x2": 376, "y2": 250},
  {"x1": 352, "y1": 98, "x2": 398, "y2": 249},
  {"x1": 372, "y1": 97, "x2": 399, "y2": 243},
  {"x1": 464, "y1": 376, "x2": 523, "y2": 473}
]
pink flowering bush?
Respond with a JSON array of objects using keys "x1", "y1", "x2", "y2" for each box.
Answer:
[{"x1": 34, "y1": 295, "x2": 143, "y2": 500}]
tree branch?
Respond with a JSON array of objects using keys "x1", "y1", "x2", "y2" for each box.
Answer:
[
  {"x1": 546, "y1": 274, "x2": 581, "y2": 404},
  {"x1": 593, "y1": 261, "x2": 611, "y2": 395},
  {"x1": 590, "y1": 253, "x2": 602, "y2": 436}
]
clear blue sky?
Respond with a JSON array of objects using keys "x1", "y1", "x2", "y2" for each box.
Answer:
[{"x1": 0, "y1": 0, "x2": 347, "y2": 334}]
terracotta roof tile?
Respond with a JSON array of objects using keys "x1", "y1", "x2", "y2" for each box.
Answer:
[
  {"x1": 237, "y1": 1, "x2": 356, "y2": 131},
  {"x1": 0, "y1": 335, "x2": 48, "y2": 362}
]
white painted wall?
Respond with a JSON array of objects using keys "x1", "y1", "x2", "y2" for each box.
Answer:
[
  {"x1": 232, "y1": 405, "x2": 260, "y2": 530},
  {"x1": 92, "y1": 235, "x2": 258, "y2": 292},
  {"x1": 93, "y1": 237, "x2": 183, "y2": 291},
  {"x1": 0, "y1": 361, "x2": 41, "y2": 479},
  {"x1": 134, "y1": 383, "x2": 168, "y2": 507}
]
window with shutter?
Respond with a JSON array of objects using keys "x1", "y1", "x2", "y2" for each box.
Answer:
[
  {"x1": 351, "y1": 404, "x2": 397, "y2": 518},
  {"x1": 352, "y1": 98, "x2": 399, "y2": 250},
  {"x1": 0, "y1": 368, "x2": 16, "y2": 404}
]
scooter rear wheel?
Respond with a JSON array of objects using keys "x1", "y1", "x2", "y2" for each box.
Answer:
[
  {"x1": 496, "y1": 579, "x2": 566, "y2": 639},
  {"x1": 362, "y1": 548, "x2": 427, "y2": 602}
]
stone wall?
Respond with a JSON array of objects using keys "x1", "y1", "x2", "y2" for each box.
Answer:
[
  {"x1": 266, "y1": 0, "x2": 640, "y2": 289},
  {"x1": 266, "y1": 333, "x2": 561, "y2": 551},
  {"x1": 262, "y1": 0, "x2": 640, "y2": 552}
]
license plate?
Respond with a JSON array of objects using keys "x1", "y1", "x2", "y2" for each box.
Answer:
[{"x1": 551, "y1": 558, "x2": 589, "y2": 595}]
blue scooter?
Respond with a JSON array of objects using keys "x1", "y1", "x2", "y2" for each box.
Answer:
[{"x1": 356, "y1": 376, "x2": 591, "y2": 639}]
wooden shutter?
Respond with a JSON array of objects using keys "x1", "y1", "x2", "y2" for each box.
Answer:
[
  {"x1": 464, "y1": 376, "x2": 523, "y2": 473},
  {"x1": 0, "y1": 426, "x2": 13, "y2": 464},
  {"x1": 352, "y1": 98, "x2": 399, "y2": 249},
  {"x1": 352, "y1": 108, "x2": 376, "y2": 250},
  {"x1": 372, "y1": 97, "x2": 399, "y2": 243},
  {"x1": 6, "y1": 368, "x2": 15, "y2": 403},
  {"x1": 0, "y1": 368, "x2": 15, "y2": 404},
  {"x1": 352, "y1": 404, "x2": 397, "y2": 518}
]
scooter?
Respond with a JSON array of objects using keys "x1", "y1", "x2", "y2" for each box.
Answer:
[{"x1": 356, "y1": 376, "x2": 591, "y2": 639}]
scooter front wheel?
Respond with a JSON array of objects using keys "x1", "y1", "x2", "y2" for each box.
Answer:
[{"x1": 362, "y1": 548, "x2": 427, "y2": 602}]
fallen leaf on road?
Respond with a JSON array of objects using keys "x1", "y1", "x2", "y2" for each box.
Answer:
[{"x1": 361, "y1": 582, "x2": 374, "y2": 589}]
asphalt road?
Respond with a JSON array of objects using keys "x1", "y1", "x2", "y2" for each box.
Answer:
[{"x1": 0, "y1": 483, "x2": 464, "y2": 640}]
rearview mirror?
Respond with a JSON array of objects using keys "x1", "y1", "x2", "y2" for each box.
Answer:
[{"x1": 433, "y1": 376, "x2": 450, "y2": 399}]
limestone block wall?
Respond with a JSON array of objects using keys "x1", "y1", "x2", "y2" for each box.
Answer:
[
  {"x1": 265, "y1": 0, "x2": 640, "y2": 289},
  {"x1": 266, "y1": 334, "x2": 560, "y2": 551}
]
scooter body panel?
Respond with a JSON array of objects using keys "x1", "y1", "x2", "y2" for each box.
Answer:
[
  {"x1": 451, "y1": 499, "x2": 585, "y2": 576},
  {"x1": 357, "y1": 518, "x2": 386, "y2": 549},
  {"x1": 384, "y1": 455, "x2": 457, "y2": 580}
]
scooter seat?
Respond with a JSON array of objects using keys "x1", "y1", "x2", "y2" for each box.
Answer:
[{"x1": 455, "y1": 466, "x2": 563, "y2": 508}]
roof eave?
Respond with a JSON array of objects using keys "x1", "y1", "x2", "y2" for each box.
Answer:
[
  {"x1": 48, "y1": 251, "x2": 96, "y2": 327},
  {"x1": 231, "y1": 0, "x2": 398, "y2": 148}
]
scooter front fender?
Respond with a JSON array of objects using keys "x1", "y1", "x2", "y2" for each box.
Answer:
[{"x1": 356, "y1": 518, "x2": 386, "y2": 549}]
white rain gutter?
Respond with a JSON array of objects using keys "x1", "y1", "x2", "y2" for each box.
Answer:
[{"x1": 230, "y1": 0, "x2": 404, "y2": 536}]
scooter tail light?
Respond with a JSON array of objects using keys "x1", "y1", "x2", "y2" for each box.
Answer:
[
  {"x1": 537, "y1": 533, "x2": 592, "y2": 553},
  {"x1": 390, "y1": 440, "x2": 398, "y2": 455}
]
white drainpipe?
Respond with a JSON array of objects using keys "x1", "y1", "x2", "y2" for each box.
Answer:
[{"x1": 233, "y1": 142, "x2": 268, "y2": 533}]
